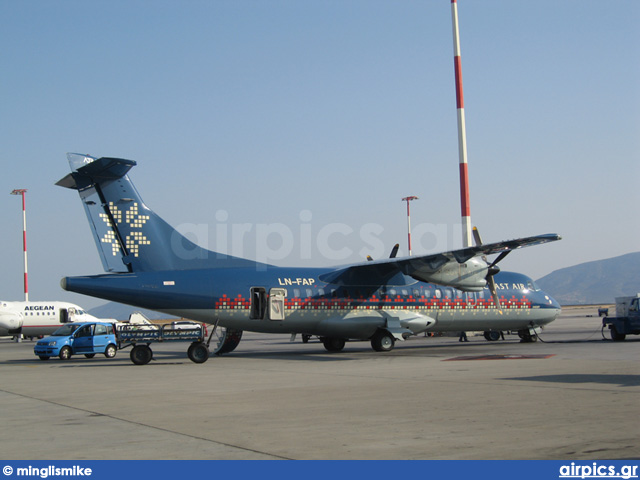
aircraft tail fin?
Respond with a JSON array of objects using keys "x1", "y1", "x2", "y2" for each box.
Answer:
[{"x1": 57, "y1": 153, "x2": 266, "y2": 273}]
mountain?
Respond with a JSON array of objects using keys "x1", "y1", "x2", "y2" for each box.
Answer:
[
  {"x1": 536, "y1": 252, "x2": 640, "y2": 305},
  {"x1": 88, "y1": 302, "x2": 178, "y2": 321}
]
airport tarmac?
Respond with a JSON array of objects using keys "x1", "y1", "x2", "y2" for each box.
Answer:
[{"x1": 0, "y1": 306, "x2": 638, "y2": 460}]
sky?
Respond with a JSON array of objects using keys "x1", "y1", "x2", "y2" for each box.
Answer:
[{"x1": 1, "y1": 0, "x2": 638, "y2": 309}]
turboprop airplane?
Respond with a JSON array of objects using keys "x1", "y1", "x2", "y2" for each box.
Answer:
[
  {"x1": 0, "y1": 300, "x2": 98, "y2": 339},
  {"x1": 56, "y1": 154, "x2": 561, "y2": 354}
]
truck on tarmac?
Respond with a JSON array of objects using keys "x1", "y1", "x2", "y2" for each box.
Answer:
[{"x1": 602, "y1": 294, "x2": 640, "y2": 341}]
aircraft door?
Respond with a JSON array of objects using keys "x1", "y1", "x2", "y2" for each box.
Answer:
[
  {"x1": 60, "y1": 308, "x2": 69, "y2": 324},
  {"x1": 269, "y1": 288, "x2": 286, "y2": 321},
  {"x1": 250, "y1": 287, "x2": 267, "y2": 320}
]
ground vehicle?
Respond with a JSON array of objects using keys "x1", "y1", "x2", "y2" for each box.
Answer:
[
  {"x1": 602, "y1": 294, "x2": 640, "y2": 341},
  {"x1": 34, "y1": 320, "x2": 212, "y2": 364},
  {"x1": 34, "y1": 322, "x2": 118, "y2": 360},
  {"x1": 118, "y1": 322, "x2": 210, "y2": 365}
]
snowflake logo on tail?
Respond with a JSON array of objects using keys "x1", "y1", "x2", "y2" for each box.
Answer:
[{"x1": 99, "y1": 202, "x2": 151, "y2": 257}]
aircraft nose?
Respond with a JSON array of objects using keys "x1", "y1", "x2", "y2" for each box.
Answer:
[{"x1": 546, "y1": 294, "x2": 561, "y2": 309}]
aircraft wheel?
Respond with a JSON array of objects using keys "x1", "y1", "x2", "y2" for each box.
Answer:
[
  {"x1": 518, "y1": 330, "x2": 538, "y2": 343},
  {"x1": 484, "y1": 331, "x2": 501, "y2": 341},
  {"x1": 84, "y1": 354, "x2": 96, "y2": 359},
  {"x1": 38, "y1": 356, "x2": 50, "y2": 361},
  {"x1": 610, "y1": 326, "x2": 626, "y2": 341},
  {"x1": 302, "y1": 334, "x2": 311, "y2": 343},
  {"x1": 59, "y1": 346, "x2": 72, "y2": 360},
  {"x1": 188, "y1": 342, "x2": 209, "y2": 363},
  {"x1": 130, "y1": 345, "x2": 153, "y2": 365},
  {"x1": 322, "y1": 337, "x2": 346, "y2": 352},
  {"x1": 371, "y1": 330, "x2": 395, "y2": 352},
  {"x1": 104, "y1": 344, "x2": 117, "y2": 358},
  {"x1": 211, "y1": 327, "x2": 243, "y2": 355}
]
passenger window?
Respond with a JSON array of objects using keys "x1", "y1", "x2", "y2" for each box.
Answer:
[
  {"x1": 95, "y1": 324, "x2": 107, "y2": 335},
  {"x1": 77, "y1": 325, "x2": 93, "y2": 337}
]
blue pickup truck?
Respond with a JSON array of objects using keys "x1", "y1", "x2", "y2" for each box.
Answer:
[{"x1": 34, "y1": 321, "x2": 118, "y2": 360}]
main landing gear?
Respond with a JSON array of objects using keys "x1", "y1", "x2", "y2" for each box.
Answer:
[{"x1": 320, "y1": 330, "x2": 397, "y2": 353}]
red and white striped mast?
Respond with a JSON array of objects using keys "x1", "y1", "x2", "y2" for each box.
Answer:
[
  {"x1": 10, "y1": 189, "x2": 29, "y2": 301},
  {"x1": 402, "y1": 196, "x2": 419, "y2": 256},
  {"x1": 451, "y1": 0, "x2": 473, "y2": 248}
]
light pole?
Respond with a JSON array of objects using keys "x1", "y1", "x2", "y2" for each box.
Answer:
[
  {"x1": 451, "y1": 0, "x2": 473, "y2": 248},
  {"x1": 10, "y1": 189, "x2": 29, "y2": 301},
  {"x1": 402, "y1": 196, "x2": 419, "y2": 256}
]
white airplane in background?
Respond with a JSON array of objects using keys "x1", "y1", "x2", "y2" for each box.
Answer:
[{"x1": 0, "y1": 301, "x2": 99, "y2": 340}]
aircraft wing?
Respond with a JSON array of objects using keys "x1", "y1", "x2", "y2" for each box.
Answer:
[{"x1": 318, "y1": 233, "x2": 561, "y2": 287}]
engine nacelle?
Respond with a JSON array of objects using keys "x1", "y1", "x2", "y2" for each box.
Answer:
[
  {"x1": 422, "y1": 257, "x2": 488, "y2": 292},
  {"x1": 0, "y1": 312, "x2": 23, "y2": 334}
]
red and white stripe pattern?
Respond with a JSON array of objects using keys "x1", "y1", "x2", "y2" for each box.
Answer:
[
  {"x1": 11, "y1": 189, "x2": 29, "y2": 301},
  {"x1": 451, "y1": 0, "x2": 472, "y2": 248}
]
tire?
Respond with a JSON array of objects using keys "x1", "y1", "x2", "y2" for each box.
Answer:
[
  {"x1": 104, "y1": 344, "x2": 117, "y2": 358},
  {"x1": 484, "y1": 331, "x2": 501, "y2": 341},
  {"x1": 211, "y1": 327, "x2": 243, "y2": 355},
  {"x1": 371, "y1": 330, "x2": 395, "y2": 352},
  {"x1": 322, "y1": 337, "x2": 346, "y2": 352},
  {"x1": 84, "y1": 353, "x2": 96, "y2": 359},
  {"x1": 130, "y1": 345, "x2": 153, "y2": 365},
  {"x1": 188, "y1": 342, "x2": 209, "y2": 363},
  {"x1": 59, "y1": 346, "x2": 72, "y2": 360},
  {"x1": 610, "y1": 326, "x2": 626, "y2": 342},
  {"x1": 518, "y1": 330, "x2": 538, "y2": 343},
  {"x1": 38, "y1": 356, "x2": 50, "y2": 361}
]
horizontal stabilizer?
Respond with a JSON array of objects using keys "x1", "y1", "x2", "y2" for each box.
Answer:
[
  {"x1": 57, "y1": 153, "x2": 269, "y2": 273},
  {"x1": 56, "y1": 155, "x2": 136, "y2": 191}
]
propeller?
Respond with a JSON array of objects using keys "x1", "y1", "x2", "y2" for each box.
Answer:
[
  {"x1": 366, "y1": 243, "x2": 400, "y2": 261},
  {"x1": 472, "y1": 227, "x2": 510, "y2": 312}
]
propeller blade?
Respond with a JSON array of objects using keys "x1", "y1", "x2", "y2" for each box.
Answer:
[
  {"x1": 389, "y1": 243, "x2": 399, "y2": 259},
  {"x1": 472, "y1": 226, "x2": 483, "y2": 246},
  {"x1": 487, "y1": 275, "x2": 503, "y2": 314},
  {"x1": 489, "y1": 250, "x2": 511, "y2": 268}
]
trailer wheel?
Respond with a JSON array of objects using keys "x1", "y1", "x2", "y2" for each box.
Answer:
[
  {"x1": 104, "y1": 344, "x2": 117, "y2": 358},
  {"x1": 84, "y1": 354, "x2": 96, "y2": 359},
  {"x1": 38, "y1": 356, "x2": 50, "y2": 361},
  {"x1": 188, "y1": 342, "x2": 209, "y2": 363},
  {"x1": 610, "y1": 326, "x2": 626, "y2": 342},
  {"x1": 130, "y1": 345, "x2": 153, "y2": 365},
  {"x1": 59, "y1": 346, "x2": 72, "y2": 360}
]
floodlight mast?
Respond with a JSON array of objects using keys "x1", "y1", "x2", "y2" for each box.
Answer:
[
  {"x1": 402, "y1": 196, "x2": 419, "y2": 256},
  {"x1": 10, "y1": 189, "x2": 29, "y2": 301},
  {"x1": 451, "y1": 0, "x2": 473, "y2": 248}
]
